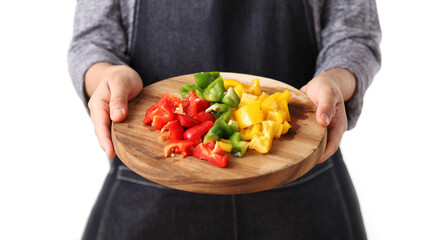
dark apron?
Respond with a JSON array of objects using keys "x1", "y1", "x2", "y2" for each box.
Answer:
[
  {"x1": 82, "y1": 1, "x2": 367, "y2": 239},
  {"x1": 130, "y1": 0, "x2": 317, "y2": 89}
]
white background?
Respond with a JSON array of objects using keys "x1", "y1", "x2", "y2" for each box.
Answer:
[{"x1": 0, "y1": 0, "x2": 446, "y2": 239}]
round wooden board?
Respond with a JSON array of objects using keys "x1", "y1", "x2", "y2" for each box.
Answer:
[{"x1": 112, "y1": 72, "x2": 327, "y2": 195}]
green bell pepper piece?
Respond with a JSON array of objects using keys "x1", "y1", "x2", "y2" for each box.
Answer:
[
  {"x1": 194, "y1": 88, "x2": 204, "y2": 99},
  {"x1": 179, "y1": 83, "x2": 197, "y2": 99},
  {"x1": 203, "y1": 76, "x2": 225, "y2": 102},
  {"x1": 230, "y1": 132, "x2": 249, "y2": 157},
  {"x1": 206, "y1": 103, "x2": 233, "y2": 122},
  {"x1": 222, "y1": 87, "x2": 240, "y2": 108},
  {"x1": 179, "y1": 83, "x2": 205, "y2": 99},
  {"x1": 194, "y1": 72, "x2": 221, "y2": 89},
  {"x1": 203, "y1": 119, "x2": 239, "y2": 143},
  {"x1": 209, "y1": 71, "x2": 221, "y2": 79}
]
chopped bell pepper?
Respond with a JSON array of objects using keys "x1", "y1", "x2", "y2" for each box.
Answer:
[
  {"x1": 239, "y1": 93, "x2": 258, "y2": 108},
  {"x1": 203, "y1": 119, "x2": 238, "y2": 143},
  {"x1": 193, "y1": 140, "x2": 229, "y2": 167},
  {"x1": 164, "y1": 140, "x2": 194, "y2": 158},
  {"x1": 195, "y1": 98, "x2": 211, "y2": 113},
  {"x1": 149, "y1": 102, "x2": 175, "y2": 130},
  {"x1": 183, "y1": 120, "x2": 214, "y2": 146},
  {"x1": 266, "y1": 110, "x2": 286, "y2": 124},
  {"x1": 194, "y1": 88, "x2": 204, "y2": 99},
  {"x1": 234, "y1": 102, "x2": 263, "y2": 129},
  {"x1": 246, "y1": 78, "x2": 261, "y2": 96},
  {"x1": 203, "y1": 76, "x2": 225, "y2": 102},
  {"x1": 248, "y1": 120, "x2": 274, "y2": 153},
  {"x1": 230, "y1": 132, "x2": 249, "y2": 157},
  {"x1": 182, "y1": 90, "x2": 201, "y2": 118},
  {"x1": 160, "y1": 120, "x2": 184, "y2": 140},
  {"x1": 224, "y1": 79, "x2": 247, "y2": 90},
  {"x1": 233, "y1": 84, "x2": 246, "y2": 99},
  {"x1": 221, "y1": 87, "x2": 240, "y2": 108},
  {"x1": 217, "y1": 139, "x2": 233, "y2": 153},
  {"x1": 255, "y1": 92, "x2": 269, "y2": 105},
  {"x1": 281, "y1": 121, "x2": 291, "y2": 135},
  {"x1": 270, "y1": 121, "x2": 283, "y2": 139},
  {"x1": 143, "y1": 93, "x2": 181, "y2": 124},
  {"x1": 240, "y1": 123, "x2": 261, "y2": 140},
  {"x1": 194, "y1": 72, "x2": 220, "y2": 89},
  {"x1": 260, "y1": 92, "x2": 281, "y2": 117},
  {"x1": 196, "y1": 111, "x2": 215, "y2": 123},
  {"x1": 179, "y1": 83, "x2": 197, "y2": 99},
  {"x1": 176, "y1": 114, "x2": 200, "y2": 127},
  {"x1": 278, "y1": 89, "x2": 291, "y2": 103},
  {"x1": 206, "y1": 103, "x2": 232, "y2": 122},
  {"x1": 160, "y1": 93, "x2": 183, "y2": 108},
  {"x1": 277, "y1": 97, "x2": 291, "y2": 121}
]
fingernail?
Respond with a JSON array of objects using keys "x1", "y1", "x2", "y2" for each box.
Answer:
[
  {"x1": 321, "y1": 113, "x2": 330, "y2": 125},
  {"x1": 112, "y1": 109, "x2": 125, "y2": 120}
]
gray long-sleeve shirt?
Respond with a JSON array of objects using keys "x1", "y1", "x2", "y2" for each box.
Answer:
[{"x1": 68, "y1": 0, "x2": 381, "y2": 129}]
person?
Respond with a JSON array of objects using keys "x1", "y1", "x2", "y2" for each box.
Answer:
[{"x1": 68, "y1": 0, "x2": 381, "y2": 239}]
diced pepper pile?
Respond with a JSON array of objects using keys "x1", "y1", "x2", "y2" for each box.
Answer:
[{"x1": 143, "y1": 72, "x2": 292, "y2": 167}]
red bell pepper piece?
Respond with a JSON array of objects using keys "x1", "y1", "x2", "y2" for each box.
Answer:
[
  {"x1": 144, "y1": 94, "x2": 182, "y2": 124},
  {"x1": 151, "y1": 102, "x2": 175, "y2": 130},
  {"x1": 195, "y1": 98, "x2": 210, "y2": 113},
  {"x1": 183, "y1": 90, "x2": 199, "y2": 118},
  {"x1": 164, "y1": 140, "x2": 194, "y2": 158},
  {"x1": 160, "y1": 120, "x2": 184, "y2": 140},
  {"x1": 196, "y1": 111, "x2": 215, "y2": 123},
  {"x1": 182, "y1": 90, "x2": 211, "y2": 120},
  {"x1": 176, "y1": 114, "x2": 200, "y2": 127},
  {"x1": 181, "y1": 101, "x2": 190, "y2": 116},
  {"x1": 185, "y1": 90, "x2": 197, "y2": 103},
  {"x1": 160, "y1": 93, "x2": 183, "y2": 108},
  {"x1": 192, "y1": 140, "x2": 229, "y2": 167},
  {"x1": 183, "y1": 120, "x2": 214, "y2": 146},
  {"x1": 143, "y1": 104, "x2": 159, "y2": 124}
]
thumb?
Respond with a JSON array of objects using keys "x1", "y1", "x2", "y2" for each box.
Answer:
[
  {"x1": 109, "y1": 80, "x2": 130, "y2": 122},
  {"x1": 315, "y1": 90, "x2": 337, "y2": 127}
]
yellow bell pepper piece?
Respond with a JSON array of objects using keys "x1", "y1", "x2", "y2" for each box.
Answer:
[
  {"x1": 278, "y1": 89, "x2": 291, "y2": 103},
  {"x1": 256, "y1": 92, "x2": 269, "y2": 105},
  {"x1": 281, "y1": 121, "x2": 291, "y2": 135},
  {"x1": 234, "y1": 102, "x2": 263, "y2": 129},
  {"x1": 233, "y1": 84, "x2": 246, "y2": 99},
  {"x1": 239, "y1": 93, "x2": 258, "y2": 108},
  {"x1": 224, "y1": 79, "x2": 246, "y2": 90},
  {"x1": 217, "y1": 140, "x2": 233, "y2": 152},
  {"x1": 277, "y1": 97, "x2": 291, "y2": 121},
  {"x1": 246, "y1": 78, "x2": 262, "y2": 96},
  {"x1": 272, "y1": 122, "x2": 283, "y2": 138},
  {"x1": 266, "y1": 110, "x2": 285, "y2": 124},
  {"x1": 249, "y1": 135, "x2": 270, "y2": 153},
  {"x1": 240, "y1": 128, "x2": 252, "y2": 140},
  {"x1": 240, "y1": 123, "x2": 261, "y2": 140},
  {"x1": 249, "y1": 120, "x2": 274, "y2": 153},
  {"x1": 260, "y1": 92, "x2": 281, "y2": 117}
]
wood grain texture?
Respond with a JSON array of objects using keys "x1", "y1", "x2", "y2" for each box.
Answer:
[{"x1": 112, "y1": 72, "x2": 327, "y2": 194}]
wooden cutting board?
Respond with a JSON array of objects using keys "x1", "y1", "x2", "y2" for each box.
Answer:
[{"x1": 112, "y1": 72, "x2": 327, "y2": 194}]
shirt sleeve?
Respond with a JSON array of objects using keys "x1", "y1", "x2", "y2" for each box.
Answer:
[
  {"x1": 67, "y1": 0, "x2": 130, "y2": 107},
  {"x1": 314, "y1": 0, "x2": 382, "y2": 129}
]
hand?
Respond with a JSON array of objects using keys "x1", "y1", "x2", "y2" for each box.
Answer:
[
  {"x1": 86, "y1": 63, "x2": 143, "y2": 158},
  {"x1": 300, "y1": 68, "x2": 356, "y2": 163}
]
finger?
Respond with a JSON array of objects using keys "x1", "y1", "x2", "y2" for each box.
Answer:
[
  {"x1": 108, "y1": 78, "x2": 129, "y2": 122},
  {"x1": 315, "y1": 88, "x2": 337, "y2": 127},
  {"x1": 318, "y1": 105, "x2": 347, "y2": 163},
  {"x1": 89, "y1": 93, "x2": 116, "y2": 159}
]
